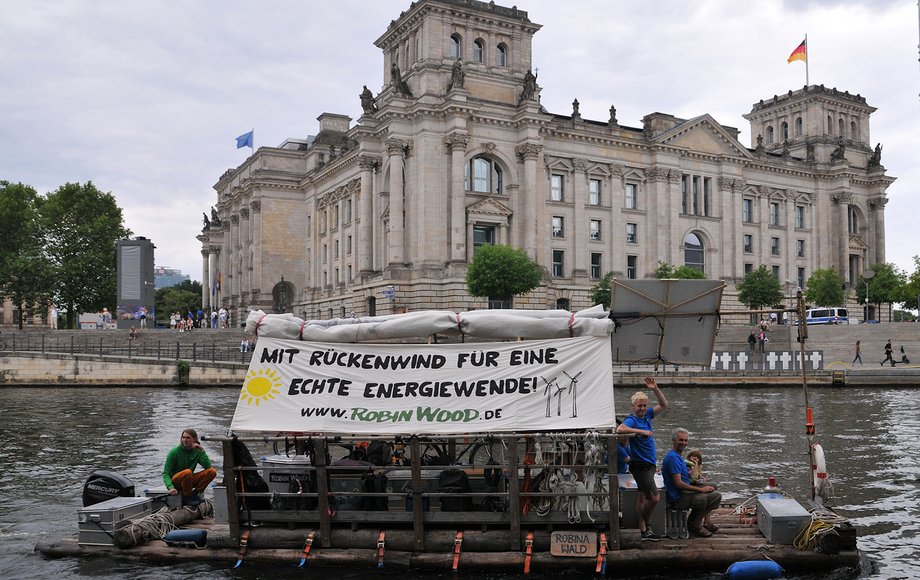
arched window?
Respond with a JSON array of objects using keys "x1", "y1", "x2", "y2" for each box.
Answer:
[
  {"x1": 766, "y1": 126, "x2": 774, "y2": 144},
  {"x1": 272, "y1": 280, "x2": 295, "y2": 314},
  {"x1": 556, "y1": 298, "x2": 570, "y2": 311},
  {"x1": 473, "y1": 39, "x2": 484, "y2": 63},
  {"x1": 850, "y1": 120, "x2": 857, "y2": 141},
  {"x1": 465, "y1": 156, "x2": 503, "y2": 194},
  {"x1": 684, "y1": 232, "x2": 704, "y2": 273},
  {"x1": 795, "y1": 117, "x2": 803, "y2": 137},
  {"x1": 839, "y1": 118, "x2": 845, "y2": 138},
  {"x1": 781, "y1": 121, "x2": 789, "y2": 140},
  {"x1": 848, "y1": 206, "x2": 859, "y2": 234},
  {"x1": 367, "y1": 296, "x2": 376, "y2": 317},
  {"x1": 449, "y1": 34, "x2": 461, "y2": 59},
  {"x1": 496, "y1": 43, "x2": 507, "y2": 66},
  {"x1": 827, "y1": 115, "x2": 833, "y2": 134}
]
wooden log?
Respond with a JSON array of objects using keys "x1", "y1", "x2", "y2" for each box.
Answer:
[{"x1": 113, "y1": 502, "x2": 212, "y2": 548}]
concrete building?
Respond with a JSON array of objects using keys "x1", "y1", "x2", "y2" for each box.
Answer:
[
  {"x1": 154, "y1": 266, "x2": 190, "y2": 289},
  {"x1": 199, "y1": 0, "x2": 894, "y2": 323}
]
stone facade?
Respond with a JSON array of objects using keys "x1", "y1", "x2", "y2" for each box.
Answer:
[{"x1": 199, "y1": 0, "x2": 894, "y2": 323}]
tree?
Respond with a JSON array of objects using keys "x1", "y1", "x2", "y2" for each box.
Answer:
[
  {"x1": 589, "y1": 272, "x2": 614, "y2": 309},
  {"x1": 155, "y1": 280, "x2": 203, "y2": 325},
  {"x1": 466, "y1": 244, "x2": 541, "y2": 307},
  {"x1": 855, "y1": 262, "x2": 906, "y2": 322},
  {"x1": 803, "y1": 268, "x2": 845, "y2": 307},
  {"x1": 41, "y1": 182, "x2": 131, "y2": 328},
  {"x1": 737, "y1": 265, "x2": 784, "y2": 311},
  {"x1": 655, "y1": 261, "x2": 706, "y2": 279},
  {"x1": 898, "y1": 255, "x2": 920, "y2": 312},
  {"x1": 0, "y1": 181, "x2": 54, "y2": 328}
]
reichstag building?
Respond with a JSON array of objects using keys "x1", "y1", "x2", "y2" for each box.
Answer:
[{"x1": 198, "y1": 0, "x2": 894, "y2": 323}]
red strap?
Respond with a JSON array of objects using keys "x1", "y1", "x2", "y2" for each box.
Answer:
[
  {"x1": 452, "y1": 530, "x2": 463, "y2": 572},
  {"x1": 299, "y1": 319, "x2": 307, "y2": 340},
  {"x1": 595, "y1": 532, "x2": 608, "y2": 574},
  {"x1": 301, "y1": 529, "x2": 316, "y2": 560},
  {"x1": 523, "y1": 531, "x2": 534, "y2": 574},
  {"x1": 238, "y1": 529, "x2": 250, "y2": 560},
  {"x1": 568, "y1": 312, "x2": 575, "y2": 337},
  {"x1": 327, "y1": 493, "x2": 337, "y2": 517},
  {"x1": 376, "y1": 530, "x2": 386, "y2": 568},
  {"x1": 255, "y1": 314, "x2": 268, "y2": 335}
]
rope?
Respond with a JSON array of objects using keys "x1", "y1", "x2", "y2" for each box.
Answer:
[
  {"x1": 581, "y1": 431, "x2": 607, "y2": 523},
  {"x1": 793, "y1": 509, "x2": 847, "y2": 551}
]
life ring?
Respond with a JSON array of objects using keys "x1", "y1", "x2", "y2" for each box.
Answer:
[{"x1": 812, "y1": 443, "x2": 828, "y2": 498}]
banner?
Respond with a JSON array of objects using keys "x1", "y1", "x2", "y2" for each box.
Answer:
[{"x1": 231, "y1": 336, "x2": 614, "y2": 435}]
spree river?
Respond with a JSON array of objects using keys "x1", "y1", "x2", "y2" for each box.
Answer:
[{"x1": 1, "y1": 385, "x2": 917, "y2": 579}]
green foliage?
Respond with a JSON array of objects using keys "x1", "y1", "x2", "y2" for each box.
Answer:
[
  {"x1": 655, "y1": 261, "x2": 706, "y2": 279},
  {"x1": 176, "y1": 360, "x2": 190, "y2": 384},
  {"x1": 156, "y1": 288, "x2": 200, "y2": 324},
  {"x1": 737, "y1": 265, "x2": 784, "y2": 310},
  {"x1": 893, "y1": 309, "x2": 917, "y2": 322},
  {"x1": 899, "y1": 256, "x2": 920, "y2": 309},
  {"x1": 466, "y1": 244, "x2": 541, "y2": 303},
  {"x1": 589, "y1": 272, "x2": 614, "y2": 309},
  {"x1": 41, "y1": 182, "x2": 131, "y2": 328},
  {"x1": 804, "y1": 268, "x2": 845, "y2": 307},
  {"x1": 855, "y1": 263, "x2": 905, "y2": 306},
  {"x1": 0, "y1": 181, "x2": 54, "y2": 328}
]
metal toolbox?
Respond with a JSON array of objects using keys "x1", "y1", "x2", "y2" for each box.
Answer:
[
  {"x1": 143, "y1": 486, "x2": 182, "y2": 509},
  {"x1": 757, "y1": 494, "x2": 811, "y2": 544},
  {"x1": 77, "y1": 496, "x2": 153, "y2": 546}
]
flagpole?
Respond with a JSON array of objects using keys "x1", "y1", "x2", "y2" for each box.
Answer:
[{"x1": 805, "y1": 34, "x2": 809, "y2": 86}]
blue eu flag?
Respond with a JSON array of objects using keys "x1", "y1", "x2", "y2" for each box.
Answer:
[{"x1": 236, "y1": 130, "x2": 254, "y2": 149}]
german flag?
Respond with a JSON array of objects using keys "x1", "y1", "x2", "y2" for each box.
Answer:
[{"x1": 787, "y1": 38, "x2": 807, "y2": 63}]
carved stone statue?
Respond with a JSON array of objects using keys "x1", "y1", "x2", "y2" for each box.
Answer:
[
  {"x1": 781, "y1": 139, "x2": 790, "y2": 159},
  {"x1": 571, "y1": 98, "x2": 581, "y2": 119},
  {"x1": 830, "y1": 138, "x2": 846, "y2": 162},
  {"x1": 806, "y1": 142, "x2": 816, "y2": 163},
  {"x1": 359, "y1": 85, "x2": 377, "y2": 114},
  {"x1": 390, "y1": 63, "x2": 413, "y2": 97},
  {"x1": 447, "y1": 58, "x2": 465, "y2": 91},
  {"x1": 755, "y1": 134, "x2": 764, "y2": 154},
  {"x1": 210, "y1": 207, "x2": 221, "y2": 226},
  {"x1": 519, "y1": 69, "x2": 537, "y2": 104},
  {"x1": 868, "y1": 142, "x2": 883, "y2": 168},
  {"x1": 202, "y1": 212, "x2": 210, "y2": 229},
  {"x1": 608, "y1": 105, "x2": 618, "y2": 125}
]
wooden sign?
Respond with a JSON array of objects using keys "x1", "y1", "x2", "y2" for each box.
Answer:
[{"x1": 549, "y1": 530, "x2": 597, "y2": 557}]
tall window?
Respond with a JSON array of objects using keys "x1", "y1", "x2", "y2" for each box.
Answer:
[
  {"x1": 321, "y1": 209, "x2": 327, "y2": 233},
  {"x1": 306, "y1": 214, "x2": 312, "y2": 236},
  {"x1": 692, "y1": 177, "x2": 700, "y2": 215},
  {"x1": 551, "y1": 216, "x2": 564, "y2": 238},
  {"x1": 772, "y1": 265, "x2": 780, "y2": 278},
  {"x1": 589, "y1": 179, "x2": 601, "y2": 205},
  {"x1": 626, "y1": 255, "x2": 637, "y2": 279},
  {"x1": 472, "y1": 225, "x2": 495, "y2": 252},
  {"x1": 333, "y1": 205, "x2": 339, "y2": 229},
  {"x1": 465, "y1": 157, "x2": 502, "y2": 194},
  {"x1": 850, "y1": 120, "x2": 857, "y2": 139},
  {"x1": 798, "y1": 267, "x2": 806, "y2": 289},
  {"x1": 550, "y1": 174, "x2": 564, "y2": 201},
  {"x1": 450, "y1": 34, "x2": 461, "y2": 59},
  {"x1": 743, "y1": 234, "x2": 753, "y2": 253},
  {"x1": 590, "y1": 219, "x2": 601, "y2": 240},
  {"x1": 683, "y1": 175, "x2": 710, "y2": 216},
  {"x1": 496, "y1": 44, "x2": 507, "y2": 66},
  {"x1": 744, "y1": 263, "x2": 753, "y2": 276},
  {"x1": 344, "y1": 199, "x2": 352, "y2": 223},
  {"x1": 827, "y1": 115, "x2": 833, "y2": 134},
  {"x1": 848, "y1": 207, "x2": 859, "y2": 234},
  {"x1": 770, "y1": 202, "x2": 780, "y2": 225},
  {"x1": 684, "y1": 232, "x2": 704, "y2": 273},
  {"x1": 334, "y1": 239, "x2": 339, "y2": 259},
  {"x1": 346, "y1": 235, "x2": 353, "y2": 256},
  {"x1": 625, "y1": 183, "x2": 637, "y2": 209},
  {"x1": 742, "y1": 199, "x2": 753, "y2": 223},
  {"x1": 771, "y1": 237, "x2": 780, "y2": 256},
  {"x1": 552, "y1": 250, "x2": 564, "y2": 277},
  {"x1": 590, "y1": 253, "x2": 602, "y2": 279},
  {"x1": 795, "y1": 117, "x2": 803, "y2": 137},
  {"x1": 797, "y1": 239, "x2": 805, "y2": 258},
  {"x1": 795, "y1": 205, "x2": 805, "y2": 229},
  {"x1": 781, "y1": 121, "x2": 789, "y2": 141},
  {"x1": 681, "y1": 176, "x2": 688, "y2": 214},
  {"x1": 839, "y1": 118, "x2": 845, "y2": 138},
  {"x1": 766, "y1": 126, "x2": 774, "y2": 144},
  {"x1": 473, "y1": 39, "x2": 484, "y2": 62},
  {"x1": 626, "y1": 223, "x2": 637, "y2": 244}
]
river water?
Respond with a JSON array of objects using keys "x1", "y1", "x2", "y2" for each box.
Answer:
[{"x1": 0, "y1": 385, "x2": 917, "y2": 579}]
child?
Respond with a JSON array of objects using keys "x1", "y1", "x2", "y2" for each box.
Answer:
[{"x1": 686, "y1": 449, "x2": 717, "y2": 533}]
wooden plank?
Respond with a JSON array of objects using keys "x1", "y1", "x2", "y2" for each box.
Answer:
[
  {"x1": 221, "y1": 438, "x2": 240, "y2": 540},
  {"x1": 314, "y1": 438, "x2": 332, "y2": 547},
  {"x1": 607, "y1": 434, "x2": 621, "y2": 550},
  {"x1": 410, "y1": 437, "x2": 424, "y2": 551},
  {"x1": 506, "y1": 435, "x2": 521, "y2": 550}
]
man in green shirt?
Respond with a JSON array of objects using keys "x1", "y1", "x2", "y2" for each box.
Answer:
[{"x1": 163, "y1": 428, "x2": 217, "y2": 506}]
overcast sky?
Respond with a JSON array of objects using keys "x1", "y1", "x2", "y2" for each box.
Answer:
[{"x1": 2, "y1": 0, "x2": 917, "y2": 284}]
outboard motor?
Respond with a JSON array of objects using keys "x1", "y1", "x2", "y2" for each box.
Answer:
[{"x1": 82, "y1": 470, "x2": 135, "y2": 506}]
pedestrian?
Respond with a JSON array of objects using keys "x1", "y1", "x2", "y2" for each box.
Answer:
[
  {"x1": 128, "y1": 325, "x2": 137, "y2": 341},
  {"x1": 852, "y1": 340, "x2": 862, "y2": 365},
  {"x1": 616, "y1": 376, "x2": 669, "y2": 541},
  {"x1": 49, "y1": 304, "x2": 58, "y2": 329},
  {"x1": 747, "y1": 330, "x2": 756, "y2": 352},
  {"x1": 758, "y1": 330, "x2": 767, "y2": 352},
  {"x1": 881, "y1": 339, "x2": 893, "y2": 366},
  {"x1": 139, "y1": 306, "x2": 148, "y2": 329}
]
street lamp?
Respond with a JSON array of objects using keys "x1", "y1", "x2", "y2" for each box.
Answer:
[
  {"x1": 278, "y1": 275, "x2": 287, "y2": 314},
  {"x1": 862, "y1": 269, "x2": 875, "y2": 322}
]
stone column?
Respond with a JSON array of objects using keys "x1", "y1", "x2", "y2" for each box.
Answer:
[
  {"x1": 357, "y1": 156, "x2": 379, "y2": 275},
  {"x1": 832, "y1": 192, "x2": 852, "y2": 279},
  {"x1": 515, "y1": 143, "x2": 542, "y2": 259},
  {"x1": 201, "y1": 249, "x2": 210, "y2": 309},
  {"x1": 208, "y1": 249, "x2": 219, "y2": 308},
  {"x1": 385, "y1": 138, "x2": 407, "y2": 267},
  {"x1": 757, "y1": 187, "x2": 769, "y2": 266},
  {"x1": 229, "y1": 213, "x2": 240, "y2": 301},
  {"x1": 870, "y1": 197, "x2": 888, "y2": 265},
  {"x1": 239, "y1": 207, "x2": 250, "y2": 302},
  {"x1": 645, "y1": 166, "x2": 669, "y2": 268},
  {"x1": 445, "y1": 133, "x2": 471, "y2": 263},
  {"x1": 249, "y1": 200, "x2": 261, "y2": 300},
  {"x1": 608, "y1": 164, "x2": 625, "y2": 276}
]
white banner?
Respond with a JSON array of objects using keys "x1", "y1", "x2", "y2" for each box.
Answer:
[{"x1": 230, "y1": 336, "x2": 614, "y2": 435}]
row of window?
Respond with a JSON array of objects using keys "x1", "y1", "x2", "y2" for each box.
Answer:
[
  {"x1": 744, "y1": 263, "x2": 808, "y2": 289},
  {"x1": 309, "y1": 200, "x2": 354, "y2": 236},
  {"x1": 550, "y1": 251, "x2": 639, "y2": 280},
  {"x1": 319, "y1": 236, "x2": 354, "y2": 263},
  {"x1": 765, "y1": 116, "x2": 859, "y2": 143},
  {"x1": 743, "y1": 235, "x2": 807, "y2": 258},
  {"x1": 319, "y1": 265, "x2": 354, "y2": 288},
  {"x1": 742, "y1": 199, "x2": 808, "y2": 228},
  {"x1": 550, "y1": 216, "x2": 638, "y2": 244},
  {"x1": 450, "y1": 34, "x2": 507, "y2": 66}
]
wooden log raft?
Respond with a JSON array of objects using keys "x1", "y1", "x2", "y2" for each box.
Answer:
[{"x1": 113, "y1": 501, "x2": 212, "y2": 548}]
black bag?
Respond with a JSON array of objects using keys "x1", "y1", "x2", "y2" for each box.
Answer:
[
  {"x1": 273, "y1": 476, "x2": 317, "y2": 511},
  {"x1": 360, "y1": 472, "x2": 389, "y2": 511},
  {"x1": 438, "y1": 468, "x2": 473, "y2": 512},
  {"x1": 366, "y1": 441, "x2": 393, "y2": 466},
  {"x1": 230, "y1": 436, "x2": 272, "y2": 511}
]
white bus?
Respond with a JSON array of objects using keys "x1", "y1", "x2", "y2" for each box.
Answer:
[{"x1": 805, "y1": 307, "x2": 848, "y2": 325}]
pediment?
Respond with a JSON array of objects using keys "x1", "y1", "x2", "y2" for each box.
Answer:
[
  {"x1": 848, "y1": 235, "x2": 868, "y2": 251},
  {"x1": 654, "y1": 114, "x2": 752, "y2": 158},
  {"x1": 467, "y1": 198, "x2": 513, "y2": 218}
]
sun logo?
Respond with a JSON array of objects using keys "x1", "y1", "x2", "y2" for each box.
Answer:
[{"x1": 241, "y1": 368, "x2": 283, "y2": 406}]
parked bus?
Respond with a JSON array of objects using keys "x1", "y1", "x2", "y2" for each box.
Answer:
[{"x1": 805, "y1": 307, "x2": 848, "y2": 325}]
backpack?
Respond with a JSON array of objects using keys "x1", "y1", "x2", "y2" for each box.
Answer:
[
  {"x1": 230, "y1": 436, "x2": 272, "y2": 511},
  {"x1": 438, "y1": 468, "x2": 473, "y2": 512},
  {"x1": 366, "y1": 440, "x2": 393, "y2": 466},
  {"x1": 360, "y1": 472, "x2": 389, "y2": 511}
]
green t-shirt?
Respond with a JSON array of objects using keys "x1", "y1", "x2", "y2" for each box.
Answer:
[{"x1": 162, "y1": 444, "x2": 213, "y2": 489}]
